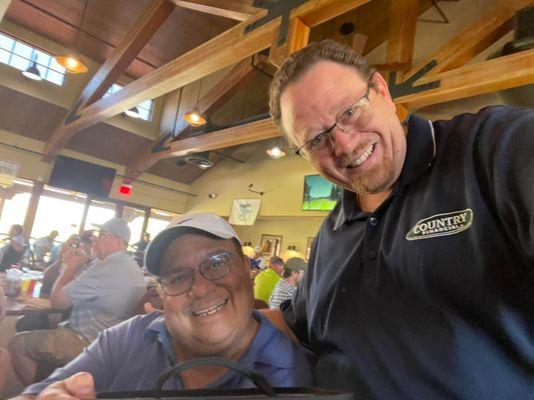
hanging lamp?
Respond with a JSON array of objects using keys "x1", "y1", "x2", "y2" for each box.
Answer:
[
  {"x1": 124, "y1": 106, "x2": 141, "y2": 119},
  {"x1": 266, "y1": 141, "x2": 286, "y2": 159},
  {"x1": 22, "y1": 61, "x2": 42, "y2": 81},
  {"x1": 183, "y1": 79, "x2": 207, "y2": 127},
  {"x1": 55, "y1": 0, "x2": 89, "y2": 73}
]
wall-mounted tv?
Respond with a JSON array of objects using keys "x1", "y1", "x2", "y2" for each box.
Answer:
[
  {"x1": 302, "y1": 174, "x2": 342, "y2": 211},
  {"x1": 49, "y1": 156, "x2": 116, "y2": 199}
]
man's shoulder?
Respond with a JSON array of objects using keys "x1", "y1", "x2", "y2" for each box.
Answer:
[{"x1": 106, "y1": 312, "x2": 163, "y2": 341}]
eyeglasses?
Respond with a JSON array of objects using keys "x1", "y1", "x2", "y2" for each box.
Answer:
[
  {"x1": 295, "y1": 87, "x2": 372, "y2": 159},
  {"x1": 158, "y1": 251, "x2": 233, "y2": 296}
]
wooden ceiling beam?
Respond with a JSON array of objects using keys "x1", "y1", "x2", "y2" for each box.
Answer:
[
  {"x1": 294, "y1": 0, "x2": 370, "y2": 27},
  {"x1": 403, "y1": 0, "x2": 531, "y2": 82},
  {"x1": 396, "y1": 49, "x2": 534, "y2": 110},
  {"x1": 43, "y1": 0, "x2": 176, "y2": 159},
  {"x1": 386, "y1": 0, "x2": 418, "y2": 73},
  {"x1": 0, "y1": 0, "x2": 12, "y2": 22},
  {"x1": 197, "y1": 58, "x2": 255, "y2": 114},
  {"x1": 168, "y1": 0, "x2": 265, "y2": 22},
  {"x1": 43, "y1": 17, "x2": 279, "y2": 161},
  {"x1": 126, "y1": 58, "x2": 258, "y2": 177}
]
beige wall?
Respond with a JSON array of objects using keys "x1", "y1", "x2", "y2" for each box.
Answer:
[
  {"x1": 0, "y1": 128, "x2": 191, "y2": 213},
  {"x1": 234, "y1": 217, "x2": 323, "y2": 261},
  {"x1": 186, "y1": 145, "x2": 330, "y2": 258}
]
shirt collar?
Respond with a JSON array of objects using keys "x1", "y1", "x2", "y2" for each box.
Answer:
[
  {"x1": 333, "y1": 114, "x2": 436, "y2": 230},
  {"x1": 146, "y1": 313, "x2": 175, "y2": 363}
]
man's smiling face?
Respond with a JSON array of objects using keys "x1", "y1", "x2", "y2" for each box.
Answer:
[
  {"x1": 280, "y1": 61, "x2": 407, "y2": 195},
  {"x1": 159, "y1": 233, "x2": 257, "y2": 361}
]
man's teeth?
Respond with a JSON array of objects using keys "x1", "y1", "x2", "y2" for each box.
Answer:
[
  {"x1": 192, "y1": 299, "x2": 227, "y2": 317},
  {"x1": 351, "y1": 144, "x2": 374, "y2": 167}
]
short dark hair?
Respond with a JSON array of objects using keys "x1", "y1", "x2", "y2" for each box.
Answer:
[
  {"x1": 270, "y1": 256, "x2": 284, "y2": 266},
  {"x1": 269, "y1": 39, "x2": 376, "y2": 136}
]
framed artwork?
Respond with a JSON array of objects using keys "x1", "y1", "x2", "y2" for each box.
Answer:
[
  {"x1": 302, "y1": 174, "x2": 342, "y2": 211},
  {"x1": 260, "y1": 234, "x2": 282, "y2": 258},
  {"x1": 306, "y1": 237, "x2": 315, "y2": 261},
  {"x1": 228, "y1": 198, "x2": 261, "y2": 225}
]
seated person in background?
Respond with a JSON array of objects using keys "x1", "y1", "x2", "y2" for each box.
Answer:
[
  {"x1": 40, "y1": 231, "x2": 94, "y2": 298},
  {"x1": 31, "y1": 231, "x2": 59, "y2": 263},
  {"x1": 133, "y1": 232, "x2": 150, "y2": 267},
  {"x1": 253, "y1": 256, "x2": 284, "y2": 303},
  {"x1": 0, "y1": 224, "x2": 26, "y2": 272},
  {"x1": 269, "y1": 257, "x2": 307, "y2": 310},
  {"x1": 0, "y1": 287, "x2": 12, "y2": 394},
  {"x1": 15, "y1": 231, "x2": 96, "y2": 333},
  {"x1": 12, "y1": 212, "x2": 313, "y2": 399},
  {"x1": 9, "y1": 218, "x2": 146, "y2": 386},
  {"x1": 48, "y1": 234, "x2": 79, "y2": 266},
  {"x1": 250, "y1": 246, "x2": 266, "y2": 270}
]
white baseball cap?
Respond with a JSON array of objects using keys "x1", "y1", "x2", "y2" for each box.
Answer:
[{"x1": 145, "y1": 212, "x2": 240, "y2": 275}]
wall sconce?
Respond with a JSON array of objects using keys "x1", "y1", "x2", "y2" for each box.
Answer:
[
  {"x1": 243, "y1": 240, "x2": 252, "y2": 247},
  {"x1": 287, "y1": 244, "x2": 297, "y2": 251},
  {"x1": 208, "y1": 192, "x2": 218, "y2": 199}
]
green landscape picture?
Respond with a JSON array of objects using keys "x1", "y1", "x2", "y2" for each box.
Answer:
[{"x1": 302, "y1": 174, "x2": 342, "y2": 211}]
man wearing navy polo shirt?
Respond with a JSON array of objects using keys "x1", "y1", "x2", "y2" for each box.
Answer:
[
  {"x1": 13, "y1": 213, "x2": 313, "y2": 399},
  {"x1": 267, "y1": 39, "x2": 533, "y2": 399}
]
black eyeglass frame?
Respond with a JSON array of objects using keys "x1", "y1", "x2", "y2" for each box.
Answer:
[
  {"x1": 157, "y1": 251, "x2": 234, "y2": 296},
  {"x1": 295, "y1": 85, "x2": 372, "y2": 158}
]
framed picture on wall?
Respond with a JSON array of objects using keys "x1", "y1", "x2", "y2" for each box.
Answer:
[
  {"x1": 228, "y1": 198, "x2": 261, "y2": 225},
  {"x1": 306, "y1": 237, "x2": 315, "y2": 261},
  {"x1": 260, "y1": 234, "x2": 282, "y2": 258},
  {"x1": 302, "y1": 174, "x2": 342, "y2": 211}
]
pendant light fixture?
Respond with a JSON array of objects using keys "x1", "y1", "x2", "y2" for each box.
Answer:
[
  {"x1": 266, "y1": 141, "x2": 286, "y2": 159},
  {"x1": 22, "y1": 61, "x2": 42, "y2": 81},
  {"x1": 55, "y1": 0, "x2": 89, "y2": 74},
  {"x1": 124, "y1": 106, "x2": 141, "y2": 119},
  {"x1": 183, "y1": 79, "x2": 207, "y2": 127}
]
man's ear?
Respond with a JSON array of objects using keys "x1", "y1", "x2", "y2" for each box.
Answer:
[
  {"x1": 241, "y1": 254, "x2": 251, "y2": 271},
  {"x1": 370, "y1": 72, "x2": 395, "y2": 105}
]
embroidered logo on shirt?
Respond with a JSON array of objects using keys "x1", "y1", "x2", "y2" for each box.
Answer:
[{"x1": 406, "y1": 209, "x2": 473, "y2": 241}]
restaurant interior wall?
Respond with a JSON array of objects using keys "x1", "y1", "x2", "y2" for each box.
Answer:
[{"x1": 0, "y1": 127, "x2": 189, "y2": 213}]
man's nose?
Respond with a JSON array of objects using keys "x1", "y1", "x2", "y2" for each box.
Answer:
[
  {"x1": 188, "y1": 270, "x2": 217, "y2": 297},
  {"x1": 330, "y1": 126, "x2": 355, "y2": 157}
]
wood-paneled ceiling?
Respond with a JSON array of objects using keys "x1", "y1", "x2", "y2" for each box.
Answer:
[{"x1": 0, "y1": 0, "x2": 532, "y2": 185}]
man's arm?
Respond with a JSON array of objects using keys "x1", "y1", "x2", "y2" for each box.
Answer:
[
  {"x1": 50, "y1": 249, "x2": 88, "y2": 309},
  {"x1": 9, "y1": 372, "x2": 95, "y2": 400}
]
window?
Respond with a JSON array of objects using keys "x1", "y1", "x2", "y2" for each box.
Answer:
[
  {"x1": 0, "y1": 32, "x2": 66, "y2": 86},
  {"x1": 104, "y1": 83, "x2": 153, "y2": 121},
  {"x1": 146, "y1": 209, "x2": 178, "y2": 239}
]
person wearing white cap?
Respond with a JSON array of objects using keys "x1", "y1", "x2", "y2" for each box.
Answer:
[
  {"x1": 16, "y1": 212, "x2": 313, "y2": 398},
  {"x1": 9, "y1": 217, "x2": 146, "y2": 387}
]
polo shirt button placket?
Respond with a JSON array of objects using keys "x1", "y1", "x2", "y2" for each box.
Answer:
[
  {"x1": 368, "y1": 250, "x2": 377, "y2": 260},
  {"x1": 368, "y1": 217, "x2": 378, "y2": 226}
]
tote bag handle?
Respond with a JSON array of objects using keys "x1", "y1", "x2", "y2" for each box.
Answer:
[{"x1": 154, "y1": 357, "x2": 277, "y2": 397}]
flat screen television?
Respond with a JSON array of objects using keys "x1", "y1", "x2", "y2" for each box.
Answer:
[
  {"x1": 302, "y1": 174, "x2": 342, "y2": 211},
  {"x1": 49, "y1": 155, "x2": 116, "y2": 198}
]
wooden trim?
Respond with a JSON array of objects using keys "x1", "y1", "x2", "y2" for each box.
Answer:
[
  {"x1": 43, "y1": 0, "x2": 176, "y2": 159},
  {"x1": 0, "y1": 0, "x2": 12, "y2": 22},
  {"x1": 168, "y1": 0, "x2": 266, "y2": 22},
  {"x1": 403, "y1": 0, "x2": 530, "y2": 82},
  {"x1": 293, "y1": 0, "x2": 370, "y2": 27},
  {"x1": 386, "y1": 0, "x2": 418, "y2": 73},
  {"x1": 126, "y1": 118, "x2": 279, "y2": 177},
  {"x1": 23, "y1": 182, "x2": 43, "y2": 241},
  {"x1": 396, "y1": 49, "x2": 534, "y2": 110}
]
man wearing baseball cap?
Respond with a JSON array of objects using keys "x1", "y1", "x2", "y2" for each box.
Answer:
[
  {"x1": 17, "y1": 212, "x2": 313, "y2": 398},
  {"x1": 10, "y1": 217, "x2": 146, "y2": 387}
]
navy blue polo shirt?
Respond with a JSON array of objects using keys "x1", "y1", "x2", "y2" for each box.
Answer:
[{"x1": 283, "y1": 106, "x2": 534, "y2": 400}]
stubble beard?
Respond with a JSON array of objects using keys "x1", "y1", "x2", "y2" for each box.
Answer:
[{"x1": 348, "y1": 153, "x2": 396, "y2": 195}]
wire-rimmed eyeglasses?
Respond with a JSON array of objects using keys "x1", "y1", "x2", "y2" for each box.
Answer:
[
  {"x1": 295, "y1": 86, "x2": 373, "y2": 160},
  {"x1": 158, "y1": 251, "x2": 233, "y2": 296}
]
